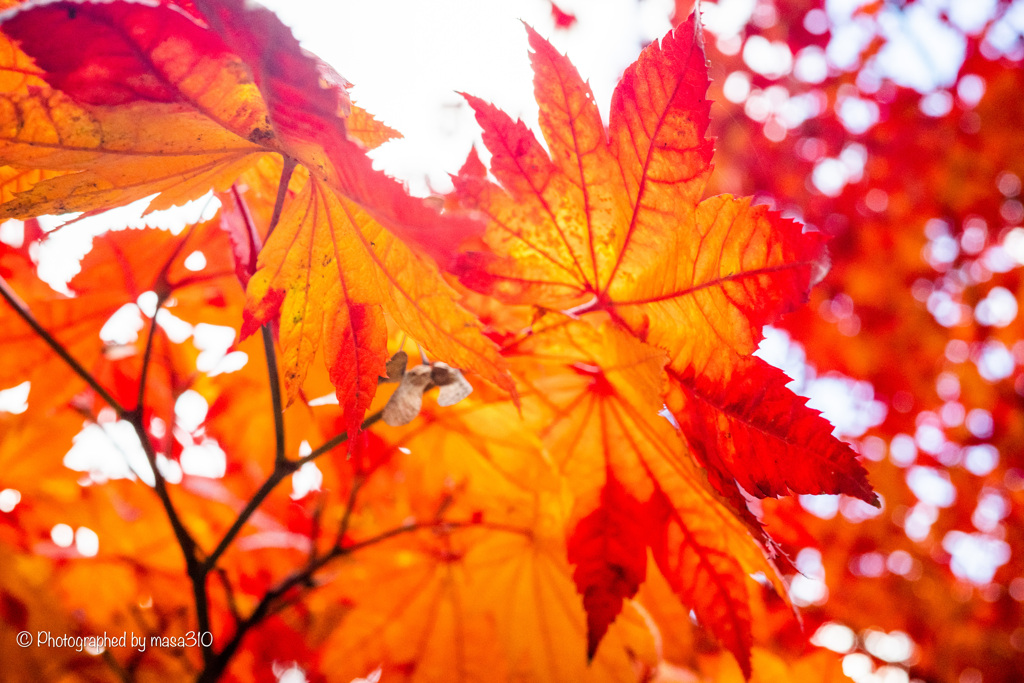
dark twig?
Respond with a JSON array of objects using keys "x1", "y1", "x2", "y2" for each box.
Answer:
[
  {"x1": 233, "y1": 175, "x2": 290, "y2": 469},
  {"x1": 214, "y1": 567, "x2": 242, "y2": 627},
  {"x1": 100, "y1": 647, "x2": 132, "y2": 683},
  {"x1": 126, "y1": 293, "x2": 209, "y2": 662},
  {"x1": 298, "y1": 409, "x2": 384, "y2": 466},
  {"x1": 203, "y1": 461, "x2": 296, "y2": 574},
  {"x1": 0, "y1": 270, "x2": 209, "y2": 662},
  {"x1": 134, "y1": 293, "x2": 167, "y2": 413},
  {"x1": 308, "y1": 492, "x2": 327, "y2": 563},
  {"x1": 202, "y1": 409, "x2": 382, "y2": 573},
  {"x1": 334, "y1": 473, "x2": 364, "y2": 548},
  {"x1": 230, "y1": 183, "x2": 263, "y2": 262}
]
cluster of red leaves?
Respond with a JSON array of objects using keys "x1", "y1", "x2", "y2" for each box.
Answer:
[
  {"x1": 691, "y1": 1, "x2": 1024, "y2": 682},
  {"x1": 0, "y1": 0, "x2": 887, "y2": 681}
]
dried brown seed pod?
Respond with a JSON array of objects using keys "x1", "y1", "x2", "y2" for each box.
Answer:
[
  {"x1": 431, "y1": 362, "x2": 473, "y2": 407},
  {"x1": 381, "y1": 350, "x2": 408, "y2": 384},
  {"x1": 382, "y1": 364, "x2": 432, "y2": 426}
]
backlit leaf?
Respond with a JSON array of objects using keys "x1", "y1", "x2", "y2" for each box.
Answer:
[
  {"x1": 453, "y1": 17, "x2": 873, "y2": 511},
  {"x1": 0, "y1": 0, "x2": 510, "y2": 422},
  {"x1": 241, "y1": 174, "x2": 512, "y2": 428},
  {"x1": 507, "y1": 318, "x2": 783, "y2": 672}
]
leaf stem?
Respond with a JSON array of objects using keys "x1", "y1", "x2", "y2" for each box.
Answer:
[
  {"x1": 266, "y1": 156, "x2": 297, "y2": 241},
  {"x1": 262, "y1": 324, "x2": 287, "y2": 466},
  {"x1": 214, "y1": 567, "x2": 242, "y2": 627},
  {"x1": 230, "y1": 184, "x2": 263, "y2": 274},
  {"x1": 334, "y1": 473, "x2": 364, "y2": 548},
  {"x1": 235, "y1": 171, "x2": 292, "y2": 468}
]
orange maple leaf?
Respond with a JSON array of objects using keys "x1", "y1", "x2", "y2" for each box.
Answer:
[
  {"x1": 506, "y1": 318, "x2": 783, "y2": 672},
  {"x1": 453, "y1": 18, "x2": 875, "y2": 513},
  {"x1": 0, "y1": 221, "x2": 235, "y2": 416}
]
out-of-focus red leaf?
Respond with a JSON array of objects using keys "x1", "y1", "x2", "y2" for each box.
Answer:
[{"x1": 549, "y1": 1, "x2": 577, "y2": 29}]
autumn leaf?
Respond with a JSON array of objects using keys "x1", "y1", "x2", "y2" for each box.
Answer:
[
  {"x1": 311, "y1": 427, "x2": 658, "y2": 683},
  {"x1": 195, "y1": 1, "x2": 511, "y2": 426},
  {"x1": 506, "y1": 318, "x2": 783, "y2": 672},
  {"x1": 0, "y1": 220, "x2": 236, "y2": 415},
  {"x1": 694, "y1": 7, "x2": 1024, "y2": 679},
  {"x1": 549, "y1": 2, "x2": 577, "y2": 30},
  {"x1": 240, "y1": 172, "x2": 513, "y2": 434},
  {"x1": 0, "y1": 0, "x2": 511, "y2": 432},
  {"x1": 453, "y1": 17, "x2": 875, "y2": 509},
  {"x1": 666, "y1": 356, "x2": 876, "y2": 504},
  {"x1": 697, "y1": 647, "x2": 853, "y2": 683},
  {"x1": 346, "y1": 105, "x2": 402, "y2": 151},
  {"x1": 0, "y1": 0, "x2": 272, "y2": 216},
  {"x1": 317, "y1": 527, "x2": 660, "y2": 683}
]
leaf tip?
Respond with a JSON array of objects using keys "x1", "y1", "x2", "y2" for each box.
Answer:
[
  {"x1": 737, "y1": 651, "x2": 753, "y2": 680},
  {"x1": 584, "y1": 614, "x2": 608, "y2": 664},
  {"x1": 457, "y1": 146, "x2": 487, "y2": 179},
  {"x1": 241, "y1": 287, "x2": 285, "y2": 340},
  {"x1": 522, "y1": 21, "x2": 543, "y2": 44}
]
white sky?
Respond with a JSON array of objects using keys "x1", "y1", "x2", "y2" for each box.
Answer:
[{"x1": 257, "y1": 0, "x2": 674, "y2": 195}]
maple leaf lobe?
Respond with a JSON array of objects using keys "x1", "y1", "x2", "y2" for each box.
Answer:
[{"x1": 2, "y1": 0, "x2": 230, "y2": 106}]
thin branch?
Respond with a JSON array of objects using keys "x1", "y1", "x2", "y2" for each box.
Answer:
[
  {"x1": 125, "y1": 419, "x2": 206, "y2": 652},
  {"x1": 153, "y1": 215, "x2": 202, "y2": 292},
  {"x1": 334, "y1": 473, "x2": 364, "y2": 548},
  {"x1": 230, "y1": 184, "x2": 263, "y2": 253},
  {"x1": 298, "y1": 409, "x2": 384, "y2": 466},
  {"x1": 214, "y1": 567, "x2": 242, "y2": 627},
  {"x1": 202, "y1": 409, "x2": 382, "y2": 572},
  {"x1": 100, "y1": 647, "x2": 132, "y2": 683},
  {"x1": 234, "y1": 172, "x2": 292, "y2": 468},
  {"x1": 0, "y1": 275, "x2": 126, "y2": 415},
  {"x1": 128, "y1": 294, "x2": 194, "y2": 560},
  {"x1": 308, "y1": 492, "x2": 327, "y2": 563},
  {"x1": 134, "y1": 293, "x2": 167, "y2": 413},
  {"x1": 136, "y1": 215, "x2": 203, "y2": 414},
  {"x1": 202, "y1": 463, "x2": 295, "y2": 573},
  {"x1": 127, "y1": 293, "x2": 208, "y2": 663},
  {"x1": 1, "y1": 241, "x2": 214, "y2": 666}
]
